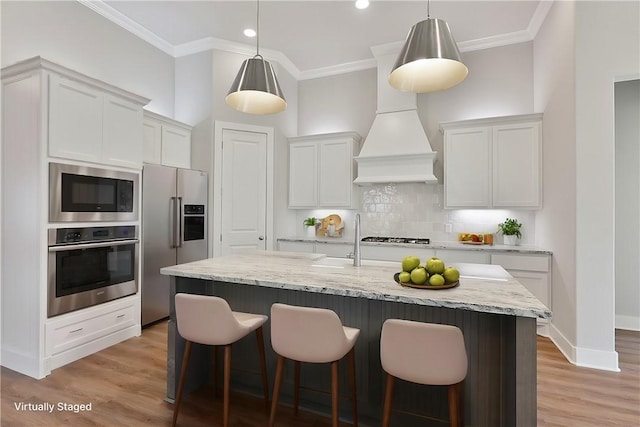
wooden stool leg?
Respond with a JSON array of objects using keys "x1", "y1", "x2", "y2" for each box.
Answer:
[
  {"x1": 381, "y1": 373, "x2": 395, "y2": 427},
  {"x1": 448, "y1": 381, "x2": 463, "y2": 427},
  {"x1": 347, "y1": 348, "x2": 358, "y2": 427},
  {"x1": 255, "y1": 326, "x2": 270, "y2": 412},
  {"x1": 223, "y1": 344, "x2": 232, "y2": 427},
  {"x1": 293, "y1": 361, "x2": 301, "y2": 415},
  {"x1": 172, "y1": 340, "x2": 192, "y2": 427},
  {"x1": 269, "y1": 355, "x2": 285, "y2": 427},
  {"x1": 331, "y1": 360, "x2": 339, "y2": 427},
  {"x1": 213, "y1": 346, "x2": 221, "y2": 398}
]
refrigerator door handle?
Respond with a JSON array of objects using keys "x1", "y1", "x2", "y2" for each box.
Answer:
[
  {"x1": 177, "y1": 196, "x2": 183, "y2": 248},
  {"x1": 170, "y1": 196, "x2": 178, "y2": 249}
]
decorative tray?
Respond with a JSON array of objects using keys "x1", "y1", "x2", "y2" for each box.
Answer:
[
  {"x1": 393, "y1": 273, "x2": 459, "y2": 290},
  {"x1": 460, "y1": 241, "x2": 484, "y2": 245}
]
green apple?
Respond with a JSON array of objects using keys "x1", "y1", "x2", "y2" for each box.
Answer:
[
  {"x1": 443, "y1": 267, "x2": 460, "y2": 284},
  {"x1": 410, "y1": 267, "x2": 428, "y2": 285},
  {"x1": 401, "y1": 256, "x2": 421, "y2": 273},
  {"x1": 426, "y1": 257, "x2": 445, "y2": 275},
  {"x1": 398, "y1": 271, "x2": 411, "y2": 283},
  {"x1": 428, "y1": 274, "x2": 445, "y2": 286}
]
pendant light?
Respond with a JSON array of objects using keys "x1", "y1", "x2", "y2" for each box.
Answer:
[
  {"x1": 389, "y1": 0, "x2": 468, "y2": 93},
  {"x1": 226, "y1": 0, "x2": 286, "y2": 114}
]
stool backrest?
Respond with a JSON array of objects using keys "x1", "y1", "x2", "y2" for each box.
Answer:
[
  {"x1": 381, "y1": 319, "x2": 468, "y2": 385},
  {"x1": 175, "y1": 293, "x2": 241, "y2": 345},
  {"x1": 271, "y1": 303, "x2": 350, "y2": 363}
]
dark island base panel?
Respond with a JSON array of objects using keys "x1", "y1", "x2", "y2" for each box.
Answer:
[{"x1": 167, "y1": 277, "x2": 537, "y2": 427}]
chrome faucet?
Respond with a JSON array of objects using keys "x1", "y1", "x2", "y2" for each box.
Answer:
[{"x1": 353, "y1": 213, "x2": 361, "y2": 267}]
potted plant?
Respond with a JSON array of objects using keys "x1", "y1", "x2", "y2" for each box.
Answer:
[
  {"x1": 497, "y1": 218, "x2": 522, "y2": 246},
  {"x1": 303, "y1": 217, "x2": 318, "y2": 237}
]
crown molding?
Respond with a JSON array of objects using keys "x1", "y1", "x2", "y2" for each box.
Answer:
[
  {"x1": 78, "y1": 0, "x2": 553, "y2": 82},
  {"x1": 77, "y1": 0, "x2": 175, "y2": 56}
]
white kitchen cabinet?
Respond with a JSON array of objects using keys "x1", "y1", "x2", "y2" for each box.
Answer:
[
  {"x1": 1, "y1": 57, "x2": 147, "y2": 379},
  {"x1": 143, "y1": 111, "x2": 192, "y2": 169},
  {"x1": 491, "y1": 253, "x2": 551, "y2": 335},
  {"x1": 315, "y1": 241, "x2": 353, "y2": 258},
  {"x1": 441, "y1": 114, "x2": 542, "y2": 209},
  {"x1": 289, "y1": 132, "x2": 361, "y2": 209},
  {"x1": 362, "y1": 245, "x2": 435, "y2": 262},
  {"x1": 435, "y1": 249, "x2": 491, "y2": 265},
  {"x1": 49, "y1": 74, "x2": 144, "y2": 169}
]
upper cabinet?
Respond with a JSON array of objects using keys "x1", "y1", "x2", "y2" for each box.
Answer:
[
  {"x1": 143, "y1": 111, "x2": 192, "y2": 169},
  {"x1": 441, "y1": 114, "x2": 542, "y2": 209},
  {"x1": 48, "y1": 73, "x2": 147, "y2": 169},
  {"x1": 289, "y1": 132, "x2": 362, "y2": 209}
]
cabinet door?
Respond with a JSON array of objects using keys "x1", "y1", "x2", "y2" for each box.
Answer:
[
  {"x1": 435, "y1": 249, "x2": 491, "y2": 264},
  {"x1": 161, "y1": 126, "x2": 191, "y2": 168},
  {"x1": 103, "y1": 95, "x2": 143, "y2": 169},
  {"x1": 48, "y1": 74, "x2": 103, "y2": 163},
  {"x1": 318, "y1": 140, "x2": 353, "y2": 207},
  {"x1": 289, "y1": 142, "x2": 318, "y2": 208},
  {"x1": 492, "y1": 123, "x2": 541, "y2": 207},
  {"x1": 143, "y1": 119, "x2": 162, "y2": 164},
  {"x1": 278, "y1": 241, "x2": 315, "y2": 253},
  {"x1": 444, "y1": 127, "x2": 491, "y2": 208}
]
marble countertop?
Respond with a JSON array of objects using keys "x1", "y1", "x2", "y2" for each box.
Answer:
[
  {"x1": 161, "y1": 251, "x2": 551, "y2": 320},
  {"x1": 277, "y1": 236, "x2": 552, "y2": 255}
]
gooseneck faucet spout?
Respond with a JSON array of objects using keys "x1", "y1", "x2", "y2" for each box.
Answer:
[{"x1": 353, "y1": 213, "x2": 361, "y2": 267}]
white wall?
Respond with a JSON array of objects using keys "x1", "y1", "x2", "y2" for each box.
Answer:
[
  {"x1": 574, "y1": 0, "x2": 640, "y2": 370},
  {"x1": 0, "y1": 1, "x2": 175, "y2": 115},
  {"x1": 532, "y1": 0, "x2": 578, "y2": 358},
  {"x1": 615, "y1": 79, "x2": 640, "y2": 331}
]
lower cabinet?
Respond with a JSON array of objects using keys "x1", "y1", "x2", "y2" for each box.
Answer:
[
  {"x1": 491, "y1": 253, "x2": 551, "y2": 336},
  {"x1": 277, "y1": 240, "x2": 315, "y2": 253},
  {"x1": 45, "y1": 296, "x2": 139, "y2": 372}
]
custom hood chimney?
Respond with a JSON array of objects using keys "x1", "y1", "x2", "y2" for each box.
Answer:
[{"x1": 354, "y1": 48, "x2": 437, "y2": 185}]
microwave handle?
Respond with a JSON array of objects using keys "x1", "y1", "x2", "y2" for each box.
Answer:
[{"x1": 48, "y1": 239, "x2": 139, "y2": 252}]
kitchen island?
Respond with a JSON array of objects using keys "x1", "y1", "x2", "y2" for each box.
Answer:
[{"x1": 161, "y1": 251, "x2": 551, "y2": 427}]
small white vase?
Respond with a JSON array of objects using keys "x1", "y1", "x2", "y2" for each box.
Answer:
[
  {"x1": 305, "y1": 226, "x2": 316, "y2": 238},
  {"x1": 503, "y1": 235, "x2": 519, "y2": 246}
]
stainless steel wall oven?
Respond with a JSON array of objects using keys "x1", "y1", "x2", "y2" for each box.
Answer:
[
  {"x1": 49, "y1": 162, "x2": 139, "y2": 222},
  {"x1": 48, "y1": 226, "x2": 138, "y2": 317}
]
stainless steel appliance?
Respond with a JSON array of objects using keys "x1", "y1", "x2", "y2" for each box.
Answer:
[
  {"x1": 142, "y1": 164, "x2": 208, "y2": 326},
  {"x1": 48, "y1": 225, "x2": 139, "y2": 317},
  {"x1": 361, "y1": 236, "x2": 431, "y2": 244},
  {"x1": 49, "y1": 162, "x2": 139, "y2": 222}
]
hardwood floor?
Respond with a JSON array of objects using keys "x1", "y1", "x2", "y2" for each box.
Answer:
[{"x1": 2, "y1": 322, "x2": 638, "y2": 426}]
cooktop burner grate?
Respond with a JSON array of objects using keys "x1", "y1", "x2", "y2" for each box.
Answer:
[{"x1": 361, "y1": 236, "x2": 430, "y2": 245}]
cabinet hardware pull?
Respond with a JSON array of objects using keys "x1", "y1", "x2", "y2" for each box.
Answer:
[
  {"x1": 116, "y1": 314, "x2": 125, "y2": 319},
  {"x1": 69, "y1": 328, "x2": 83, "y2": 334}
]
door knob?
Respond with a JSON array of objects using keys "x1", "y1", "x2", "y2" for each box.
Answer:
[{"x1": 258, "y1": 235, "x2": 265, "y2": 241}]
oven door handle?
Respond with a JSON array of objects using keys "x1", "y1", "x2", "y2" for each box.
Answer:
[{"x1": 48, "y1": 239, "x2": 139, "y2": 252}]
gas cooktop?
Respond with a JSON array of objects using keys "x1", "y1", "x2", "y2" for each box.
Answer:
[{"x1": 361, "y1": 236, "x2": 430, "y2": 245}]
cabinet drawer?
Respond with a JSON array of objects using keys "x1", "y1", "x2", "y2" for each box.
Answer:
[
  {"x1": 436, "y1": 249, "x2": 490, "y2": 265},
  {"x1": 46, "y1": 300, "x2": 136, "y2": 356},
  {"x1": 491, "y1": 254, "x2": 549, "y2": 272},
  {"x1": 278, "y1": 241, "x2": 315, "y2": 253},
  {"x1": 362, "y1": 246, "x2": 435, "y2": 262},
  {"x1": 315, "y1": 242, "x2": 353, "y2": 258}
]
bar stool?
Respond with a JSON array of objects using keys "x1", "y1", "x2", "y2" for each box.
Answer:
[
  {"x1": 269, "y1": 303, "x2": 360, "y2": 427},
  {"x1": 380, "y1": 319, "x2": 468, "y2": 427},
  {"x1": 172, "y1": 293, "x2": 269, "y2": 427}
]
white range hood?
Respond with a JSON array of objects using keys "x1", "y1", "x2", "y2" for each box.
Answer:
[{"x1": 354, "y1": 50, "x2": 437, "y2": 185}]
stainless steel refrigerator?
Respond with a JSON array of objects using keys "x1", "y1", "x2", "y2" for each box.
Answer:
[{"x1": 142, "y1": 164, "x2": 208, "y2": 326}]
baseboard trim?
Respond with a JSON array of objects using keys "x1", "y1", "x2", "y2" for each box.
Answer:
[
  {"x1": 548, "y1": 323, "x2": 620, "y2": 372},
  {"x1": 1, "y1": 348, "x2": 46, "y2": 379},
  {"x1": 615, "y1": 314, "x2": 640, "y2": 331}
]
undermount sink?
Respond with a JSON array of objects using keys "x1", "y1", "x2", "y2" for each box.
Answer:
[{"x1": 311, "y1": 257, "x2": 398, "y2": 268}]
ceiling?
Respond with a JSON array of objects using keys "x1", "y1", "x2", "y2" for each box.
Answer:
[{"x1": 97, "y1": 1, "x2": 545, "y2": 78}]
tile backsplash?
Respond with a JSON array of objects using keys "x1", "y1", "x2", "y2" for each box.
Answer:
[{"x1": 295, "y1": 183, "x2": 536, "y2": 245}]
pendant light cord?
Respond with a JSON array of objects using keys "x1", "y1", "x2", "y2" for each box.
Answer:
[
  {"x1": 256, "y1": 0, "x2": 261, "y2": 58},
  {"x1": 427, "y1": 0, "x2": 430, "y2": 18}
]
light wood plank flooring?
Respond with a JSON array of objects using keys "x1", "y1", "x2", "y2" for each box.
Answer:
[{"x1": 2, "y1": 322, "x2": 638, "y2": 426}]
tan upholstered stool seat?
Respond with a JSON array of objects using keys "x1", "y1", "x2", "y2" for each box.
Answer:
[
  {"x1": 380, "y1": 319, "x2": 468, "y2": 427},
  {"x1": 172, "y1": 294, "x2": 269, "y2": 427},
  {"x1": 269, "y1": 303, "x2": 360, "y2": 427}
]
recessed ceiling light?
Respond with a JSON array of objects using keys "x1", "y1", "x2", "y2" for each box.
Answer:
[
  {"x1": 243, "y1": 28, "x2": 256, "y2": 38},
  {"x1": 355, "y1": 0, "x2": 369, "y2": 9}
]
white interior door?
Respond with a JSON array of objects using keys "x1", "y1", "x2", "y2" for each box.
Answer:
[{"x1": 220, "y1": 129, "x2": 268, "y2": 255}]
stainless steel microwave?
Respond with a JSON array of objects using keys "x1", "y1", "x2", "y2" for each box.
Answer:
[{"x1": 49, "y1": 163, "x2": 139, "y2": 222}]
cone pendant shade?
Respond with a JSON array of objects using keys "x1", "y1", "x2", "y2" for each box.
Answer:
[
  {"x1": 389, "y1": 18, "x2": 468, "y2": 93},
  {"x1": 226, "y1": 56, "x2": 287, "y2": 115}
]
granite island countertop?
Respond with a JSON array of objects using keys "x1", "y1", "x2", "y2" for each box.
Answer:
[{"x1": 161, "y1": 250, "x2": 551, "y2": 320}]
